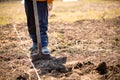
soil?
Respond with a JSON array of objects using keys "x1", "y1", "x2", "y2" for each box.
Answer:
[{"x1": 0, "y1": 1, "x2": 120, "y2": 80}]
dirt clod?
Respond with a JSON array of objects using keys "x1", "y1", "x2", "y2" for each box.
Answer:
[
  {"x1": 74, "y1": 62, "x2": 83, "y2": 69},
  {"x1": 16, "y1": 73, "x2": 29, "y2": 80},
  {"x1": 16, "y1": 75, "x2": 26, "y2": 80},
  {"x1": 96, "y1": 62, "x2": 108, "y2": 75},
  {"x1": 55, "y1": 66, "x2": 67, "y2": 73}
]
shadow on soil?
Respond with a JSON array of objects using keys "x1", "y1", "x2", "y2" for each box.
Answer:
[{"x1": 33, "y1": 56, "x2": 68, "y2": 77}]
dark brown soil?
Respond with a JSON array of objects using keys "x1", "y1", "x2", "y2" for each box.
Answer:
[{"x1": 0, "y1": 16, "x2": 120, "y2": 80}]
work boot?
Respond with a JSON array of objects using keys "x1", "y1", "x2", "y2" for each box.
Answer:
[
  {"x1": 29, "y1": 42, "x2": 37, "y2": 52},
  {"x1": 42, "y1": 47, "x2": 51, "y2": 59}
]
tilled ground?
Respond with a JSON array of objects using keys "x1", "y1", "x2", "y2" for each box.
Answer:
[
  {"x1": 0, "y1": 0, "x2": 120, "y2": 80},
  {"x1": 0, "y1": 16, "x2": 120, "y2": 80}
]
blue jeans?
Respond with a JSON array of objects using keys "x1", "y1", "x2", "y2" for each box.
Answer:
[{"x1": 24, "y1": 0, "x2": 48, "y2": 47}]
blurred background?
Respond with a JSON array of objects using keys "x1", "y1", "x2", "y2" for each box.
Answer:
[{"x1": 0, "y1": 0, "x2": 120, "y2": 25}]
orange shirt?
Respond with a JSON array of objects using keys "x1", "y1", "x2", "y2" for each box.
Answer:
[{"x1": 36, "y1": 0, "x2": 54, "y2": 3}]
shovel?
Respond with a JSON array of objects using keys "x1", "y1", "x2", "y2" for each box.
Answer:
[{"x1": 31, "y1": 0, "x2": 42, "y2": 61}]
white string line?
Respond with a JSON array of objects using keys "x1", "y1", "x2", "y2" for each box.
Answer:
[
  {"x1": 13, "y1": 24, "x2": 41, "y2": 80},
  {"x1": 29, "y1": 58, "x2": 41, "y2": 80}
]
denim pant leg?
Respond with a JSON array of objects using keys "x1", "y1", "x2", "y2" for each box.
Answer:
[
  {"x1": 24, "y1": 0, "x2": 48, "y2": 47},
  {"x1": 37, "y1": 2, "x2": 48, "y2": 47},
  {"x1": 24, "y1": 0, "x2": 36, "y2": 35}
]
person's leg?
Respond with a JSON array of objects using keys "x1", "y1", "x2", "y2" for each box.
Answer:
[
  {"x1": 37, "y1": 1, "x2": 48, "y2": 47},
  {"x1": 25, "y1": 0, "x2": 50, "y2": 55},
  {"x1": 37, "y1": 2, "x2": 50, "y2": 54},
  {"x1": 24, "y1": 0, "x2": 37, "y2": 50}
]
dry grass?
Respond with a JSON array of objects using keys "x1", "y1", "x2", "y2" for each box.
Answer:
[
  {"x1": 0, "y1": 0, "x2": 120, "y2": 25},
  {"x1": 51, "y1": 0, "x2": 120, "y2": 22},
  {"x1": 0, "y1": 1, "x2": 26, "y2": 25}
]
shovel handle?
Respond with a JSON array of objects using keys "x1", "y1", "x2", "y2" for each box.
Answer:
[{"x1": 32, "y1": 0, "x2": 42, "y2": 56}]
